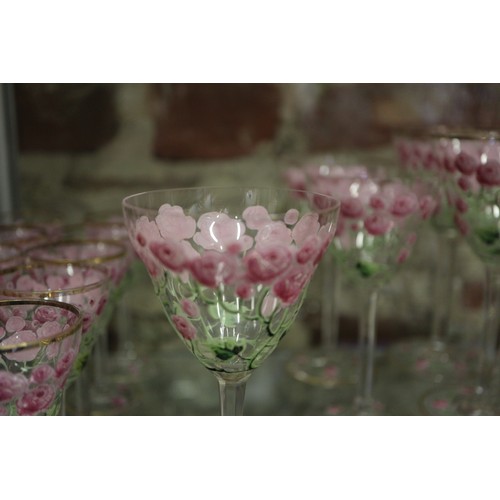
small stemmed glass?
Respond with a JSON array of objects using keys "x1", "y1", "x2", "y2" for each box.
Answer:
[
  {"x1": 23, "y1": 239, "x2": 127, "y2": 414},
  {"x1": 310, "y1": 173, "x2": 437, "y2": 415},
  {"x1": 0, "y1": 298, "x2": 82, "y2": 416},
  {"x1": 421, "y1": 129, "x2": 500, "y2": 415},
  {"x1": 123, "y1": 186, "x2": 340, "y2": 416}
]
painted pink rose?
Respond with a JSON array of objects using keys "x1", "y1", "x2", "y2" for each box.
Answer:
[
  {"x1": 181, "y1": 299, "x2": 200, "y2": 318},
  {"x1": 369, "y1": 195, "x2": 386, "y2": 210},
  {"x1": 313, "y1": 232, "x2": 334, "y2": 265},
  {"x1": 172, "y1": 315, "x2": 196, "y2": 340},
  {"x1": 156, "y1": 204, "x2": 196, "y2": 241},
  {"x1": 46, "y1": 275, "x2": 67, "y2": 290},
  {"x1": 292, "y1": 213, "x2": 320, "y2": 245},
  {"x1": 397, "y1": 247, "x2": 410, "y2": 264},
  {"x1": 37, "y1": 321, "x2": 62, "y2": 339},
  {"x1": 283, "y1": 167, "x2": 307, "y2": 193},
  {"x1": 189, "y1": 251, "x2": 237, "y2": 288},
  {"x1": 55, "y1": 348, "x2": 77, "y2": 379},
  {"x1": 476, "y1": 160, "x2": 500, "y2": 186},
  {"x1": 454, "y1": 152, "x2": 478, "y2": 175},
  {"x1": 244, "y1": 244, "x2": 292, "y2": 284},
  {"x1": 150, "y1": 239, "x2": 186, "y2": 272},
  {"x1": 341, "y1": 198, "x2": 364, "y2": 219},
  {"x1": 364, "y1": 213, "x2": 393, "y2": 236},
  {"x1": 273, "y1": 266, "x2": 312, "y2": 305},
  {"x1": 296, "y1": 235, "x2": 321, "y2": 264},
  {"x1": 30, "y1": 364, "x2": 56, "y2": 384},
  {"x1": 134, "y1": 215, "x2": 161, "y2": 247},
  {"x1": 390, "y1": 193, "x2": 418, "y2": 217},
  {"x1": 0, "y1": 372, "x2": 29, "y2": 403},
  {"x1": 236, "y1": 283, "x2": 255, "y2": 300},
  {"x1": 5, "y1": 316, "x2": 26, "y2": 333},
  {"x1": 242, "y1": 206, "x2": 272, "y2": 230},
  {"x1": 137, "y1": 249, "x2": 161, "y2": 277},
  {"x1": 419, "y1": 194, "x2": 437, "y2": 219},
  {"x1": 284, "y1": 209, "x2": 299, "y2": 225},
  {"x1": 16, "y1": 384, "x2": 56, "y2": 416},
  {"x1": 15, "y1": 275, "x2": 46, "y2": 291},
  {"x1": 2, "y1": 330, "x2": 38, "y2": 362},
  {"x1": 194, "y1": 212, "x2": 251, "y2": 252},
  {"x1": 255, "y1": 221, "x2": 292, "y2": 246},
  {"x1": 34, "y1": 305, "x2": 59, "y2": 323}
]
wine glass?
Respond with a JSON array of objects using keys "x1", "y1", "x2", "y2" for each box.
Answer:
[
  {"x1": 283, "y1": 159, "x2": 370, "y2": 389},
  {"x1": 122, "y1": 186, "x2": 340, "y2": 416},
  {"x1": 421, "y1": 129, "x2": 500, "y2": 415},
  {"x1": 0, "y1": 261, "x2": 110, "y2": 415},
  {"x1": 390, "y1": 128, "x2": 465, "y2": 385},
  {"x1": 23, "y1": 239, "x2": 128, "y2": 413},
  {"x1": 311, "y1": 173, "x2": 437, "y2": 415},
  {"x1": 0, "y1": 298, "x2": 82, "y2": 416}
]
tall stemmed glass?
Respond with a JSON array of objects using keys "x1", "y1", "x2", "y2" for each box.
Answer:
[
  {"x1": 283, "y1": 160, "x2": 369, "y2": 388},
  {"x1": 421, "y1": 130, "x2": 500, "y2": 415},
  {"x1": 312, "y1": 174, "x2": 436, "y2": 415},
  {"x1": 122, "y1": 186, "x2": 340, "y2": 416},
  {"x1": 392, "y1": 130, "x2": 463, "y2": 383},
  {"x1": 0, "y1": 299, "x2": 82, "y2": 416},
  {"x1": 0, "y1": 262, "x2": 110, "y2": 415}
]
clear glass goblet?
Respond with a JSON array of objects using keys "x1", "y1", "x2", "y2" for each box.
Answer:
[
  {"x1": 283, "y1": 159, "x2": 370, "y2": 390},
  {"x1": 312, "y1": 173, "x2": 437, "y2": 415},
  {"x1": 0, "y1": 262, "x2": 110, "y2": 414},
  {"x1": 0, "y1": 298, "x2": 82, "y2": 416},
  {"x1": 421, "y1": 129, "x2": 500, "y2": 415},
  {"x1": 23, "y1": 239, "x2": 127, "y2": 413},
  {"x1": 122, "y1": 186, "x2": 340, "y2": 416}
]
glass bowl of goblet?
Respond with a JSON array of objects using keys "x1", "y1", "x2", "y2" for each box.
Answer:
[
  {"x1": 0, "y1": 298, "x2": 82, "y2": 416},
  {"x1": 0, "y1": 261, "x2": 110, "y2": 414},
  {"x1": 123, "y1": 186, "x2": 340, "y2": 415}
]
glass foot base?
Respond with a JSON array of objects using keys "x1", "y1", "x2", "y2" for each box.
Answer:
[
  {"x1": 419, "y1": 384, "x2": 500, "y2": 416},
  {"x1": 286, "y1": 348, "x2": 358, "y2": 389}
]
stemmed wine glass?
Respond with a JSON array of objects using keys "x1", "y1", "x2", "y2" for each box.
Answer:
[
  {"x1": 391, "y1": 129, "x2": 464, "y2": 384},
  {"x1": 23, "y1": 239, "x2": 127, "y2": 413},
  {"x1": 0, "y1": 261, "x2": 110, "y2": 415},
  {"x1": 122, "y1": 186, "x2": 340, "y2": 416},
  {"x1": 421, "y1": 129, "x2": 500, "y2": 415},
  {"x1": 310, "y1": 173, "x2": 437, "y2": 415},
  {"x1": 0, "y1": 298, "x2": 82, "y2": 416},
  {"x1": 283, "y1": 159, "x2": 369, "y2": 389}
]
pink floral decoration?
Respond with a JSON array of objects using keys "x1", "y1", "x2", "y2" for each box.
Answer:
[
  {"x1": 284, "y1": 209, "x2": 299, "y2": 225},
  {"x1": 244, "y1": 244, "x2": 292, "y2": 284},
  {"x1": 189, "y1": 251, "x2": 237, "y2": 288},
  {"x1": 291, "y1": 213, "x2": 320, "y2": 245},
  {"x1": 242, "y1": 206, "x2": 272, "y2": 230},
  {"x1": 5, "y1": 316, "x2": 26, "y2": 333},
  {"x1": 150, "y1": 239, "x2": 187, "y2": 272},
  {"x1": 476, "y1": 160, "x2": 500, "y2": 186},
  {"x1": 172, "y1": 315, "x2": 197, "y2": 340},
  {"x1": 296, "y1": 235, "x2": 321, "y2": 265},
  {"x1": 55, "y1": 348, "x2": 77, "y2": 380},
  {"x1": 2, "y1": 330, "x2": 38, "y2": 362},
  {"x1": 454, "y1": 152, "x2": 478, "y2": 175},
  {"x1": 390, "y1": 193, "x2": 418, "y2": 217},
  {"x1": 30, "y1": 364, "x2": 56, "y2": 384},
  {"x1": 181, "y1": 299, "x2": 200, "y2": 318},
  {"x1": 0, "y1": 372, "x2": 29, "y2": 403},
  {"x1": 16, "y1": 384, "x2": 56, "y2": 416},
  {"x1": 364, "y1": 213, "x2": 393, "y2": 236},
  {"x1": 341, "y1": 198, "x2": 364, "y2": 218},
  {"x1": 273, "y1": 266, "x2": 312, "y2": 305},
  {"x1": 255, "y1": 221, "x2": 292, "y2": 246},
  {"x1": 34, "y1": 305, "x2": 59, "y2": 323},
  {"x1": 156, "y1": 204, "x2": 196, "y2": 241},
  {"x1": 194, "y1": 212, "x2": 251, "y2": 252}
]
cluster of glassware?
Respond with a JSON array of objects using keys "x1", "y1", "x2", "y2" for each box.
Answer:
[
  {"x1": 0, "y1": 218, "x2": 133, "y2": 415},
  {"x1": 3, "y1": 126, "x2": 500, "y2": 417}
]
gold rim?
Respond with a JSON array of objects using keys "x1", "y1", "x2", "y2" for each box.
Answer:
[
  {"x1": 26, "y1": 238, "x2": 127, "y2": 266},
  {"x1": 0, "y1": 261, "x2": 109, "y2": 298},
  {"x1": 0, "y1": 299, "x2": 83, "y2": 353}
]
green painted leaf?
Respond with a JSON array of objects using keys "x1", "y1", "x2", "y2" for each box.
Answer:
[{"x1": 356, "y1": 261, "x2": 380, "y2": 278}]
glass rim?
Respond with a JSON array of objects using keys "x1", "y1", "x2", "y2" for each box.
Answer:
[
  {"x1": 25, "y1": 238, "x2": 127, "y2": 266},
  {"x1": 0, "y1": 298, "x2": 83, "y2": 353},
  {"x1": 122, "y1": 185, "x2": 341, "y2": 214},
  {"x1": 0, "y1": 261, "x2": 110, "y2": 298}
]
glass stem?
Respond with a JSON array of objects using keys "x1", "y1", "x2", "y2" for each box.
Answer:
[
  {"x1": 430, "y1": 229, "x2": 457, "y2": 349},
  {"x1": 476, "y1": 264, "x2": 500, "y2": 395},
  {"x1": 321, "y1": 252, "x2": 340, "y2": 351},
  {"x1": 355, "y1": 287, "x2": 379, "y2": 415},
  {"x1": 215, "y1": 374, "x2": 250, "y2": 416}
]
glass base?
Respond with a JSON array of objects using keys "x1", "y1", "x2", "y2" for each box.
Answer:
[
  {"x1": 419, "y1": 384, "x2": 500, "y2": 416},
  {"x1": 386, "y1": 339, "x2": 473, "y2": 385},
  {"x1": 286, "y1": 347, "x2": 358, "y2": 389}
]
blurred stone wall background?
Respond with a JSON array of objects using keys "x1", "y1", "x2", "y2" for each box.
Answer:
[{"x1": 11, "y1": 83, "x2": 500, "y2": 348}]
